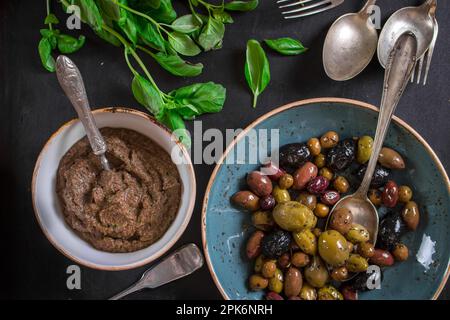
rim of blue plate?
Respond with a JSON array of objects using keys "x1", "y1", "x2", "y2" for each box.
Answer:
[{"x1": 201, "y1": 97, "x2": 450, "y2": 300}]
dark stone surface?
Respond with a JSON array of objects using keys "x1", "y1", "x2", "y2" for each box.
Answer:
[{"x1": 0, "y1": 0, "x2": 448, "y2": 300}]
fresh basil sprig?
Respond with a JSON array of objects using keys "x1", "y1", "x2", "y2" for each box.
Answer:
[
  {"x1": 245, "y1": 39, "x2": 270, "y2": 108},
  {"x1": 264, "y1": 37, "x2": 308, "y2": 56}
]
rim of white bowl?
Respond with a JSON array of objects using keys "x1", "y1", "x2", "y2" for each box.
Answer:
[{"x1": 32, "y1": 107, "x2": 196, "y2": 271}]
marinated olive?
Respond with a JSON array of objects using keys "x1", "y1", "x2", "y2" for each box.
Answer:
[
  {"x1": 345, "y1": 254, "x2": 369, "y2": 273},
  {"x1": 346, "y1": 224, "x2": 370, "y2": 244},
  {"x1": 382, "y1": 180, "x2": 399, "y2": 208},
  {"x1": 378, "y1": 147, "x2": 405, "y2": 169},
  {"x1": 333, "y1": 176, "x2": 350, "y2": 193},
  {"x1": 392, "y1": 243, "x2": 409, "y2": 261},
  {"x1": 254, "y1": 255, "x2": 265, "y2": 273},
  {"x1": 326, "y1": 139, "x2": 356, "y2": 171},
  {"x1": 299, "y1": 283, "x2": 317, "y2": 300},
  {"x1": 358, "y1": 242, "x2": 375, "y2": 258},
  {"x1": 249, "y1": 274, "x2": 268, "y2": 291},
  {"x1": 320, "y1": 190, "x2": 341, "y2": 206},
  {"x1": 277, "y1": 253, "x2": 291, "y2": 269},
  {"x1": 293, "y1": 162, "x2": 318, "y2": 190},
  {"x1": 347, "y1": 241, "x2": 354, "y2": 253},
  {"x1": 307, "y1": 176, "x2": 330, "y2": 194},
  {"x1": 377, "y1": 211, "x2": 405, "y2": 250},
  {"x1": 331, "y1": 266, "x2": 349, "y2": 282},
  {"x1": 318, "y1": 285, "x2": 343, "y2": 300},
  {"x1": 304, "y1": 255, "x2": 329, "y2": 288},
  {"x1": 266, "y1": 292, "x2": 284, "y2": 300},
  {"x1": 291, "y1": 252, "x2": 310, "y2": 267},
  {"x1": 268, "y1": 268, "x2": 284, "y2": 293},
  {"x1": 357, "y1": 136, "x2": 373, "y2": 164},
  {"x1": 261, "y1": 229, "x2": 291, "y2": 258},
  {"x1": 296, "y1": 192, "x2": 317, "y2": 210},
  {"x1": 312, "y1": 228, "x2": 322, "y2": 238},
  {"x1": 307, "y1": 137, "x2": 322, "y2": 156},
  {"x1": 401, "y1": 201, "x2": 420, "y2": 230},
  {"x1": 314, "y1": 203, "x2": 330, "y2": 218},
  {"x1": 279, "y1": 173, "x2": 294, "y2": 189},
  {"x1": 370, "y1": 249, "x2": 394, "y2": 266},
  {"x1": 356, "y1": 164, "x2": 390, "y2": 188},
  {"x1": 318, "y1": 230, "x2": 350, "y2": 267},
  {"x1": 272, "y1": 186, "x2": 291, "y2": 203},
  {"x1": 320, "y1": 131, "x2": 339, "y2": 149},
  {"x1": 314, "y1": 153, "x2": 326, "y2": 168},
  {"x1": 247, "y1": 171, "x2": 273, "y2": 197},
  {"x1": 319, "y1": 167, "x2": 334, "y2": 181},
  {"x1": 246, "y1": 230, "x2": 265, "y2": 259},
  {"x1": 231, "y1": 191, "x2": 260, "y2": 211},
  {"x1": 398, "y1": 185, "x2": 413, "y2": 203},
  {"x1": 368, "y1": 189, "x2": 382, "y2": 206},
  {"x1": 259, "y1": 195, "x2": 276, "y2": 211},
  {"x1": 284, "y1": 267, "x2": 303, "y2": 297},
  {"x1": 262, "y1": 260, "x2": 277, "y2": 278},
  {"x1": 272, "y1": 201, "x2": 316, "y2": 232},
  {"x1": 252, "y1": 210, "x2": 274, "y2": 231},
  {"x1": 279, "y1": 143, "x2": 312, "y2": 169},
  {"x1": 341, "y1": 285, "x2": 358, "y2": 300},
  {"x1": 329, "y1": 207, "x2": 353, "y2": 234},
  {"x1": 293, "y1": 229, "x2": 317, "y2": 255},
  {"x1": 262, "y1": 161, "x2": 285, "y2": 181}
]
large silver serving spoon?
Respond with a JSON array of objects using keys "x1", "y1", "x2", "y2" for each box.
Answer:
[
  {"x1": 110, "y1": 244, "x2": 204, "y2": 300},
  {"x1": 323, "y1": 0, "x2": 378, "y2": 81},
  {"x1": 326, "y1": 33, "x2": 418, "y2": 244},
  {"x1": 56, "y1": 55, "x2": 111, "y2": 171},
  {"x1": 378, "y1": 0, "x2": 436, "y2": 68}
]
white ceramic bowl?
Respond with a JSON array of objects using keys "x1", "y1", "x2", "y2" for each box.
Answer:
[{"x1": 32, "y1": 107, "x2": 196, "y2": 270}]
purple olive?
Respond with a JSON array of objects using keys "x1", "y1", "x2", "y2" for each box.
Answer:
[
  {"x1": 321, "y1": 190, "x2": 341, "y2": 206},
  {"x1": 307, "y1": 176, "x2": 330, "y2": 194},
  {"x1": 260, "y1": 195, "x2": 276, "y2": 211}
]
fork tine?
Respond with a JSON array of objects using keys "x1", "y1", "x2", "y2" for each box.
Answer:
[
  {"x1": 416, "y1": 55, "x2": 424, "y2": 84},
  {"x1": 277, "y1": 0, "x2": 292, "y2": 3},
  {"x1": 410, "y1": 60, "x2": 417, "y2": 83},
  {"x1": 284, "y1": 3, "x2": 336, "y2": 19},
  {"x1": 282, "y1": 0, "x2": 331, "y2": 14},
  {"x1": 279, "y1": 0, "x2": 314, "y2": 9},
  {"x1": 423, "y1": 20, "x2": 438, "y2": 85}
]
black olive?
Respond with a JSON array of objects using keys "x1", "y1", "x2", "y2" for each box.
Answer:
[
  {"x1": 355, "y1": 164, "x2": 390, "y2": 188},
  {"x1": 279, "y1": 143, "x2": 312, "y2": 170},
  {"x1": 377, "y1": 211, "x2": 406, "y2": 250},
  {"x1": 326, "y1": 139, "x2": 356, "y2": 171},
  {"x1": 350, "y1": 267, "x2": 384, "y2": 291},
  {"x1": 261, "y1": 229, "x2": 292, "y2": 258}
]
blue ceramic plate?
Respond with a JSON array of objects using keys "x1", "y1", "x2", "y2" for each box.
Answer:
[{"x1": 202, "y1": 98, "x2": 450, "y2": 300}]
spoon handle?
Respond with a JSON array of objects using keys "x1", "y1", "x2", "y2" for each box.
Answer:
[
  {"x1": 109, "y1": 244, "x2": 204, "y2": 300},
  {"x1": 355, "y1": 33, "x2": 417, "y2": 198},
  {"x1": 55, "y1": 55, "x2": 107, "y2": 157},
  {"x1": 360, "y1": 0, "x2": 377, "y2": 16}
]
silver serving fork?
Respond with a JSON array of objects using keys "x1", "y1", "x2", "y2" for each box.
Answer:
[
  {"x1": 411, "y1": 3, "x2": 438, "y2": 85},
  {"x1": 278, "y1": 0, "x2": 345, "y2": 19}
]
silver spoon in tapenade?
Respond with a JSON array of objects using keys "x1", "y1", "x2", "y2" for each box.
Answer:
[{"x1": 56, "y1": 55, "x2": 110, "y2": 171}]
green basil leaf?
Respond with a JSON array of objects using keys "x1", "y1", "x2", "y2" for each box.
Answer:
[
  {"x1": 153, "y1": 52, "x2": 203, "y2": 77},
  {"x1": 44, "y1": 13, "x2": 59, "y2": 25},
  {"x1": 169, "y1": 82, "x2": 226, "y2": 117},
  {"x1": 170, "y1": 14, "x2": 202, "y2": 34},
  {"x1": 133, "y1": 16, "x2": 166, "y2": 52},
  {"x1": 244, "y1": 39, "x2": 270, "y2": 108},
  {"x1": 161, "y1": 109, "x2": 191, "y2": 148},
  {"x1": 38, "y1": 38, "x2": 56, "y2": 72},
  {"x1": 131, "y1": 74, "x2": 165, "y2": 118},
  {"x1": 224, "y1": 0, "x2": 259, "y2": 11},
  {"x1": 264, "y1": 37, "x2": 308, "y2": 55},
  {"x1": 57, "y1": 34, "x2": 86, "y2": 54},
  {"x1": 71, "y1": 0, "x2": 103, "y2": 31},
  {"x1": 118, "y1": 3, "x2": 138, "y2": 45},
  {"x1": 128, "y1": 0, "x2": 177, "y2": 24},
  {"x1": 94, "y1": 28, "x2": 122, "y2": 46},
  {"x1": 198, "y1": 17, "x2": 225, "y2": 51},
  {"x1": 168, "y1": 32, "x2": 201, "y2": 56},
  {"x1": 212, "y1": 10, "x2": 234, "y2": 24},
  {"x1": 40, "y1": 29, "x2": 59, "y2": 49},
  {"x1": 96, "y1": 0, "x2": 121, "y2": 21}
]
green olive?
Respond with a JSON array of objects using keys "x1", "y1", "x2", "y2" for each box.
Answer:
[
  {"x1": 279, "y1": 173, "x2": 294, "y2": 189},
  {"x1": 304, "y1": 255, "x2": 329, "y2": 288},
  {"x1": 268, "y1": 268, "x2": 284, "y2": 293},
  {"x1": 293, "y1": 229, "x2": 317, "y2": 255},
  {"x1": 368, "y1": 189, "x2": 382, "y2": 206},
  {"x1": 261, "y1": 260, "x2": 277, "y2": 278},
  {"x1": 248, "y1": 274, "x2": 268, "y2": 291},
  {"x1": 333, "y1": 176, "x2": 350, "y2": 193},
  {"x1": 331, "y1": 266, "x2": 349, "y2": 282},
  {"x1": 272, "y1": 201, "x2": 316, "y2": 232},
  {"x1": 296, "y1": 192, "x2": 317, "y2": 210},
  {"x1": 318, "y1": 230, "x2": 350, "y2": 267},
  {"x1": 314, "y1": 153, "x2": 326, "y2": 169},
  {"x1": 251, "y1": 210, "x2": 274, "y2": 231},
  {"x1": 345, "y1": 254, "x2": 369, "y2": 273},
  {"x1": 307, "y1": 137, "x2": 322, "y2": 156},
  {"x1": 398, "y1": 185, "x2": 413, "y2": 203},
  {"x1": 272, "y1": 186, "x2": 291, "y2": 203},
  {"x1": 299, "y1": 283, "x2": 317, "y2": 300},
  {"x1": 254, "y1": 255, "x2": 265, "y2": 273},
  {"x1": 291, "y1": 252, "x2": 310, "y2": 268},
  {"x1": 317, "y1": 285, "x2": 343, "y2": 300},
  {"x1": 357, "y1": 242, "x2": 375, "y2": 258},
  {"x1": 314, "y1": 203, "x2": 330, "y2": 218},
  {"x1": 357, "y1": 136, "x2": 374, "y2": 164},
  {"x1": 345, "y1": 223, "x2": 370, "y2": 244},
  {"x1": 320, "y1": 131, "x2": 339, "y2": 149},
  {"x1": 319, "y1": 167, "x2": 334, "y2": 180},
  {"x1": 402, "y1": 201, "x2": 420, "y2": 230}
]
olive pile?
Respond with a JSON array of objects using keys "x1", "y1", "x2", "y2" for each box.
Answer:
[{"x1": 231, "y1": 131, "x2": 421, "y2": 300}]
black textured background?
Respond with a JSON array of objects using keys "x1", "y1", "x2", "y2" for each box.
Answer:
[{"x1": 0, "y1": 0, "x2": 448, "y2": 300}]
